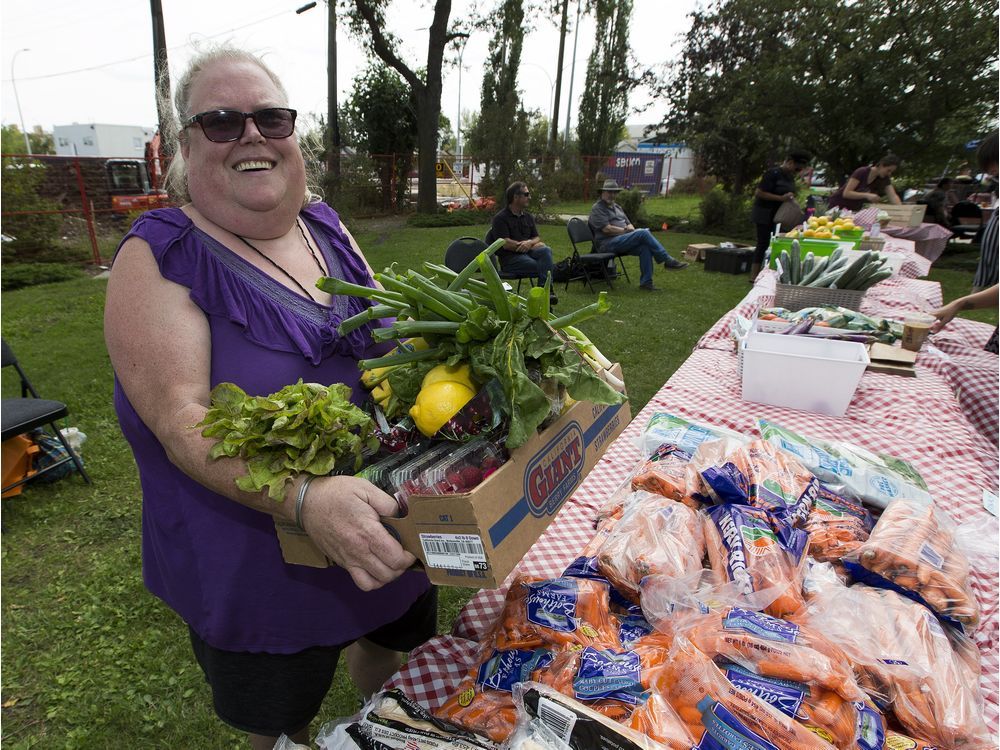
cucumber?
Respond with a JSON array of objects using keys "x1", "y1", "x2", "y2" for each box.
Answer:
[
  {"x1": 801, "y1": 252, "x2": 815, "y2": 279},
  {"x1": 779, "y1": 250, "x2": 791, "y2": 284},
  {"x1": 789, "y1": 240, "x2": 801, "y2": 284},
  {"x1": 829, "y1": 247, "x2": 844, "y2": 265},
  {"x1": 835, "y1": 252, "x2": 872, "y2": 289},
  {"x1": 809, "y1": 269, "x2": 843, "y2": 288},
  {"x1": 800, "y1": 256, "x2": 828, "y2": 285},
  {"x1": 857, "y1": 269, "x2": 893, "y2": 290}
]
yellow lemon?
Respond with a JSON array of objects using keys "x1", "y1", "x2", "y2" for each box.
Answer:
[
  {"x1": 421, "y1": 362, "x2": 477, "y2": 391},
  {"x1": 816, "y1": 229, "x2": 833, "y2": 239},
  {"x1": 410, "y1": 381, "x2": 477, "y2": 436},
  {"x1": 803, "y1": 229, "x2": 817, "y2": 238}
]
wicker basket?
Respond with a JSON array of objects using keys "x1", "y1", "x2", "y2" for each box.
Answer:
[
  {"x1": 858, "y1": 236, "x2": 886, "y2": 252},
  {"x1": 774, "y1": 284, "x2": 865, "y2": 312}
]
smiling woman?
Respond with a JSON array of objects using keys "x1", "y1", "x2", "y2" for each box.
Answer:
[{"x1": 102, "y1": 44, "x2": 436, "y2": 749}]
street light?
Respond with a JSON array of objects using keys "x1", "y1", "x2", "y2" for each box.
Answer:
[
  {"x1": 521, "y1": 62, "x2": 555, "y2": 146},
  {"x1": 11, "y1": 48, "x2": 31, "y2": 155},
  {"x1": 455, "y1": 34, "x2": 469, "y2": 165}
]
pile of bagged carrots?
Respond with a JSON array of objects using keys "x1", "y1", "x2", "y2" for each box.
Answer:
[{"x1": 432, "y1": 413, "x2": 993, "y2": 750}]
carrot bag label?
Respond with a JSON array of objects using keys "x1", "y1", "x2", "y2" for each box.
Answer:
[
  {"x1": 722, "y1": 607, "x2": 800, "y2": 643},
  {"x1": 693, "y1": 697, "x2": 781, "y2": 750},
  {"x1": 525, "y1": 580, "x2": 586, "y2": 633},
  {"x1": 476, "y1": 648, "x2": 555, "y2": 692},
  {"x1": 700, "y1": 440, "x2": 818, "y2": 527},
  {"x1": 573, "y1": 647, "x2": 649, "y2": 705}
]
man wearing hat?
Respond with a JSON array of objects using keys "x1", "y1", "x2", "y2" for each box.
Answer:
[{"x1": 588, "y1": 179, "x2": 687, "y2": 291}]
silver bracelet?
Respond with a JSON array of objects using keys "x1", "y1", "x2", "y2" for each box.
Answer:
[{"x1": 294, "y1": 475, "x2": 317, "y2": 532}]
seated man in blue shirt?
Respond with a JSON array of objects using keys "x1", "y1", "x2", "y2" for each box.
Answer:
[
  {"x1": 486, "y1": 181, "x2": 557, "y2": 303},
  {"x1": 588, "y1": 179, "x2": 687, "y2": 291}
]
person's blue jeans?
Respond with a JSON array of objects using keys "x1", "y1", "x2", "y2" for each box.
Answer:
[
  {"x1": 601, "y1": 229, "x2": 675, "y2": 286},
  {"x1": 498, "y1": 245, "x2": 555, "y2": 287}
]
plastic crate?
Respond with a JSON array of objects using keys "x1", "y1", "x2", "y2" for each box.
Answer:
[
  {"x1": 768, "y1": 237, "x2": 856, "y2": 268},
  {"x1": 705, "y1": 247, "x2": 753, "y2": 274},
  {"x1": 774, "y1": 284, "x2": 865, "y2": 312},
  {"x1": 741, "y1": 331, "x2": 869, "y2": 416}
]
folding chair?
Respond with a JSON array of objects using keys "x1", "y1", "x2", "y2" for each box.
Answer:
[
  {"x1": 565, "y1": 218, "x2": 615, "y2": 292},
  {"x1": 446, "y1": 236, "x2": 537, "y2": 294},
  {"x1": 1, "y1": 338, "x2": 91, "y2": 495},
  {"x1": 950, "y1": 201, "x2": 983, "y2": 242}
]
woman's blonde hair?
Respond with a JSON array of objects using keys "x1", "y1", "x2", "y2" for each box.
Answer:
[{"x1": 159, "y1": 43, "x2": 321, "y2": 204}]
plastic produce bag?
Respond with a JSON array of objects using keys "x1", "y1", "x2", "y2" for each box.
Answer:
[
  {"x1": 629, "y1": 443, "x2": 706, "y2": 509},
  {"x1": 699, "y1": 439, "x2": 819, "y2": 526},
  {"x1": 703, "y1": 503, "x2": 809, "y2": 618},
  {"x1": 636, "y1": 412, "x2": 748, "y2": 458},
  {"x1": 659, "y1": 636, "x2": 837, "y2": 749},
  {"x1": 800, "y1": 572, "x2": 991, "y2": 748},
  {"x1": 757, "y1": 419, "x2": 933, "y2": 509},
  {"x1": 591, "y1": 495, "x2": 705, "y2": 602},
  {"x1": 508, "y1": 682, "x2": 675, "y2": 750},
  {"x1": 806, "y1": 484, "x2": 875, "y2": 563},
  {"x1": 531, "y1": 646, "x2": 694, "y2": 748},
  {"x1": 322, "y1": 689, "x2": 499, "y2": 749},
  {"x1": 490, "y1": 576, "x2": 622, "y2": 652},
  {"x1": 842, "y1": 500, "x2": 980, "y2": 628}
]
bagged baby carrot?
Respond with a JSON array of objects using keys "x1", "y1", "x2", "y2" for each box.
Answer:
[
  {"x1": 491, "y1": 576, "x2": 622, "y2": 652},
  {"x1": 436, "y1": 647, "x2": 555, "y2": 743},
  {"x1": 801, "y1": 568, "x2": 992, "y2": 749},
  {"x1": 638, "y1": 412, "x2": 748, "y2": 458},
  {"x1": 630, "y1": 443, "x2": 706, "y2": 510},
  {"x1": 532, "y1": 646, "x2": 693, "y2": 749},
  {"x1": 883, "y1": 731, "x2": 943, "y2": 749},
  {"x1": 703, "y1": 504, "x2": 809, "y2": 618},
  {"x1": 593, "y1": 495, "x2": 705, "y2": 602},
  {"x1": 842, "y1": 499, "x2": 980, "y2": 628},
  {"x1": 658, "y1": 635, "x2": 837, "y2": 749},
  {"x1": 806, "y1": 484, "x2": 875, "y2": 563},
  {"x1": 699, "y1": 439, "x2": 819, "y2": 527}
]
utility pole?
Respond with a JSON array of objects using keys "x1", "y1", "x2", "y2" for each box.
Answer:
[
  {"x1": 326, "y1": 1, "x2": 341, "y2": 184},
  {"x1": 150, "y1": 0, "x2": 172, "y2": 154},
  {"x1": 563, "y1": 0, "x2": 581, "y2": 148},
  {"x1": 549, "y1": 0, "x2": 569, "y2": 150}
]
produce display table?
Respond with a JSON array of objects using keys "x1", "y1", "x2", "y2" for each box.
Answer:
[
  {"x1": 882, "y1": 222, "x2": 954, "y2": 262},
  {"x1": 384, "y1": 266, "x2": 1000, "y2": 738}
]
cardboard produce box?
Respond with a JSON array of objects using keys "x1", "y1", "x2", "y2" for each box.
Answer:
[
  {"x1": 878, "y1": 203, "x2": 926, "y2": 228},
  {"x1": 274, "y1": 366, "x2": 630, "y2": 589},
  {"x1": 684, "y1": 243, "x2": 715, "y2": 262}
]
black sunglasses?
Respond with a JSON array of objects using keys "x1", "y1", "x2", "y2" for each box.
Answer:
[
  {"x1": 185, "y1": 108, "x2": 297, "y2": 143},
  {"x1": 519, "y1": 191, "x2": 531, "y2": 197}
]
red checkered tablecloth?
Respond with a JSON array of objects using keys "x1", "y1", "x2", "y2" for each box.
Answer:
[{"x1": 385, "y1": 269, "x2": 1000, "y2": 736}]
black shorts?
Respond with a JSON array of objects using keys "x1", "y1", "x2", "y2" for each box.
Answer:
[{"x1": 189, "y1": 586, "x2": 438, "y2": 736}]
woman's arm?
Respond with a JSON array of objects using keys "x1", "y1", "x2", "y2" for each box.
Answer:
[
  {"x1": 884, "y1": 184, "x2": 902, "y2": 205},
  {"x1": 105, "y1": 238, "x2": 415, "y2": 590},
  {"x1": 841, "y1": 176, "x2": 880, "y2": 203},
  {"x1": 755, "y1": 187, "x2": 794, "y2": 202},
  {"x1": 930, "y1": 284, "x2": 999, "y2": 331}
]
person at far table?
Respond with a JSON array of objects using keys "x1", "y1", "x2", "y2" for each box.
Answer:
[
  {"x1": 923, "y1": 178, "x2": 956, "y2": 228},
  {"x1": 588, "y1": 179, "x2": 687, "y2": 293},
  {"x1": 749, "y1": 149, "x2": 812, "y2": 281},
  {"x1": 827, "y1": 154, "x2": 903, "y2": 211},
  {"x1": 486, "y1": 181, "x2": 557, "y2": 304}
]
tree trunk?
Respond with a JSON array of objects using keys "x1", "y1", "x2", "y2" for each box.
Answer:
[
  {"x1": 414, "y1": 87, "x2": 442, "y2": 213},
  {"x1": 149, "y1": 0, "x2": 172, "y2": 155},
  {"x1": 327, "y1": 1, "x2": 341, "y2": 183},
  {"x1": 549, "y1": 0, "x2": 570, "y2": 149}
]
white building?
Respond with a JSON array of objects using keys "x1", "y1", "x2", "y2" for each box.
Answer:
[{"x1": 53, "y1": 123, "x2": 155, "y2": 158}]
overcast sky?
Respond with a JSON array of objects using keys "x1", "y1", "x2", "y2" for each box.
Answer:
[{"x1": 1, "y1": 0, "x2": 700, "y2": 141}]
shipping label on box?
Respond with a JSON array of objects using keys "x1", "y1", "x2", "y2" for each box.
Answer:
[{"x1": 274, "y1": 367, "x2": 630, "y2": 589}]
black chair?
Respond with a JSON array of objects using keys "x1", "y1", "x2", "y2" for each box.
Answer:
[
  {"x1": 950, "y1": 201, "x2": 983, "y2": 241},
  {"x1": 1, "y1": 338, "x2": 91, "y2": 495},
  {"x1": 566, "y1": 218, "x2": 616, "y2": 292},
  {"x1": 445, "y1": 236, "x2": 537, "y2": 294}
]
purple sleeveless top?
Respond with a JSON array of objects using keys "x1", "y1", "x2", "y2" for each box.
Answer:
[{"x1": 112, "y1": 203, "x2": 430, "y2": 653}]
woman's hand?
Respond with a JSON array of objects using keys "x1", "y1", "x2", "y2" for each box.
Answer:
[
  {"x1": 782, "y1": 192, "x2": 796, "y2": 202},
  {"x1": 930, "y1": 300, "x2": 963, "y2": 332},
  {"x1": 300, "y1": 475, "x2": 417, "y2": 591},
  {"x1": 867, "y1": 193, "x2": 881, "y2": 203}
]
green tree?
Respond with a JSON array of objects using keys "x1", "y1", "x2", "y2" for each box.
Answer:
[
  {"x1": 1, "y1": 124, "x2": 55, "y2": 155},
  {"x1": 342, "y1": 62, "x2": 419, "y2": 210},
  {"x1": 660, "y1": 0, "x2": 998, "y2": 193},
  {"x1": 0, "y1": 159, "x2": 63, "y2": 254},
  {"x1": 346, "y1": 0, "x2": 464, "y2": 213},
  {"x1": 576, "y1": 0, "x2": 635, "y2": 173},
  {"x1": 465, "y1": 0, "x2": 529, "y2": 204}
]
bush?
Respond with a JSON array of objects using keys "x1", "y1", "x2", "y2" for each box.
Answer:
[
  {"x1": 1, "y1": 262, "x2": 86, "y2": 291},
  {"x1": 670, "y1": 174, "x2": 717, "y2": 195},
  {"x1": 1, "y1": 158, "x2": 64, "y2": 256},
  {"x1": 406, "y1": 210, "x2": 492, "y2": 228},
  {"x1": 616, "y1": 188, "x2": 648, "y2": 226},
  {"x1": 699, "y1": 186, "x2": 749, "y2": 234}
]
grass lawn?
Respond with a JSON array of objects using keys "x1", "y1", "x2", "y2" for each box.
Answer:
[
  {"x1": 544, "y1": 194, "x2": 703, "y2": 222},
  {"x1": 0, "y1": 219, "x2": 991, "y2": 748}
]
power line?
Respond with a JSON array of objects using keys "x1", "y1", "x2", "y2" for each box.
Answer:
[{"x1": 1, "y1": 8, "x2": 293, "y2": 83}]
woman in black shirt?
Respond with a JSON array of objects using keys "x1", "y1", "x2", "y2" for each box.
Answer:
[{"x1": 750, "y1": 150, "x2": 812, "y2": 280}]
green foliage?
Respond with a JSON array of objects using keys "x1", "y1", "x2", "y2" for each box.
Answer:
[
  {"x1": 406, "y1": 210, "x2": 492, "y2": 227},
  {"x1": 0, "y1": 158, "x2": 64, "y2": 254},
  {"x1": 660, "y1": 0, "x2": 999, "y2": 191},
  {"x1": 576, "y1": 0, "x2": 635, "y2": 167},
  {"x1": 465, "y1": 0, "x2": 530, "y2": 203},
  {"x1": 615, "y1": 188, "x2": 647, "y2": 226},
  {"x1": 1, "y1": 124, "x2": 55, "y2": 155},
  {"x1": 1, "y1": 262, "x2": 86, "y2": 291},
  {"x1": 342, "y1": 63, "x2": 418, "y2": 211},
  {"x1": 699, "y1": 186, "x2": 750, "y2": 233}
]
